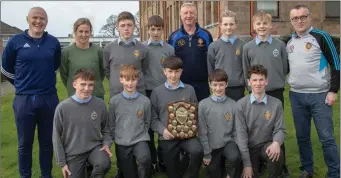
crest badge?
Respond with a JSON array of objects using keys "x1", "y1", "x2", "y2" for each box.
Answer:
[
  {"x1": 133, "y1": 50, "x2": 140, "y2": 57},
  {"x1": 264, "y1": 111, "x2": 272, "y2": 120},
  {"x1": 137, "y1": 110, "x2": 143, "y2": 118},
  {"x1": 305, "y1": 42, "x2": 312, "y2": 51},
  {"x1": 273, "y1": 49, "x2": 279, "y2": 57},
  {"x1": 236, "y1": 49, "x2": 241, "y2": 56},
  {"x1": 91, "y1": 111, "x2": 97, "y2": 120},
  {"x1": 225, "y1": 113, "x2": 231, "y2": 120},
  {"x1": 177, "y1": 39, "x2": 185, "y2": 47},
  {"x1": 197, "y1": 38, "x2": 204, "y2": 47}
]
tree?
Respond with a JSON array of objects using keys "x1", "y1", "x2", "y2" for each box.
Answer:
[{"x1": 98, "y1": 11, "x2": 140, "y2": 38}]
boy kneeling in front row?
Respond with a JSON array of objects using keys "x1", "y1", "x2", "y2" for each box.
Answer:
[
  {"x1": 109, "y1": 64, "x2": 152, "y2": 178},
  {"x1": 53, "y1": 68, "x2": 112, "y2": 178},
  {"x1": 236, "y1": 65, "x2": 286, "y2": 178},
  {"x1": 198, "y1": 69, "x2": 241, "y2": 178}
]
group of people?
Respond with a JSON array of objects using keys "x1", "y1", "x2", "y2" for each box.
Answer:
[{"x1": 1, "y1": 2, "x2": 339, "y2": 178}]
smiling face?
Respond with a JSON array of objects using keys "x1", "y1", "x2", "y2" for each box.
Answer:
[
  {"x1": 26, "y1": 7, "x2": 47, "y2": 36},
  {"x1": 253, "y1": 18, "x2": 272, "y2": 38},
  {"x1": 180, "y1": 5, "x2": 197, "y2": 26},
  {"x1": 120, "y1": 77, "x2": 138, "y2": 93},
  {"x1": 73, "y1": 78, "x2": 94, "y2": 100},
  {"x1": 209, "y1": 81, "x2": 228, "y2": 97},
  {"x1": 74, "y1": 24, "x2": 91, "y2": 46},
  {"x1": 163, "y1": 68, "x2": 182, "y2": 86},
  {"x1": 221, "y1": 17, "x2": 237, "y2": 38}
]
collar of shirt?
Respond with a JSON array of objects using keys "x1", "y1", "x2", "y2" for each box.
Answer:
[
  {"x1": 147, "y1": 39, "x2": 164, "y2": 46},
  {"x1": 122, "y1": 90, "x2": 140, "y2": 99},
  {"x1": 118, "y1": 37, "x2": 136, "y2": 45},
  {"x1": 164, "y1": 81, "x2": 185, "y2": 90},
  {"x1": 250, "y1": 93, "x2": 268, "y2": 104},
  {"x1": 221, "y1": 35, "x2": 237, "y2": 44},
  {"x1": 292, "y1": 26, "x2": 313, "y2": 38},
  {"x1": 211, "y1": 94, "x2": 227, "y2": 102},
  {"x1": 72, "y1": 94, "x2": 92, "y2": 103},
  {"x1": 255, "y1": 35, "x2": 273, "y2": 45}
]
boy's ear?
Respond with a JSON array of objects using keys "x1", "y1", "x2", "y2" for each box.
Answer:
[{"x1": 119, "y1": 77, "x2": 123, "y2": 84}]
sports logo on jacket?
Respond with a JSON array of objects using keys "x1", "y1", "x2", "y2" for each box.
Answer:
[
  {"x1": 197, "y1": 38, "x2": 204, "y2": 47},
  {"x1": 273, "y1": 49, "x2": 279, "y2": 57},
  {"x1": 305, "y1": 42, "x2": 312, "y2": 51},
  {"x1": 133, "y1": 50, "x2": 140, "y2": 58},
  {"x1": 225, "y1": 112, "x2": 231, "y2": 120},
  {"x1": 23, "y1": 43, "x2": 31, "y2": 48},
  {"x1": 264, "y1": 111, "x2": 272, "y2": 120},
  {"x1": 91, "y1": 111, "x2": 97, "y2": 120},
  {"x1": 137, "y1": 110, "x2": 143, "y2": 118},
  {"x1": 236, "y1": 49, "x2": 241, "y2": 56},
  {"x1": 177, "y1": 39, "x2": 185, "y2": 47},
  {"x1": 287, "y1": 45, "x2": 294, "y2": 53}
]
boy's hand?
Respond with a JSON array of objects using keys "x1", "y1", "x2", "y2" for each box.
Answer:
[
  {"x1": 242, "y1": 167, "x2": 253, "y2": 178},
  {"x1": 203, "y1": 158, "x2": 211, "y2": 165},
  {"x1": 163, "y1": 129, "x2": 175, "y2": 140},
  {"x1": 100, "y1": 145, "x2": 113, "y2": 158},
  {"x1": 265, "y1": 141, "x2": 281, "y2": 162},
  {"x1": 62, "y1": 164, "x2": 71, "y2": 178}
]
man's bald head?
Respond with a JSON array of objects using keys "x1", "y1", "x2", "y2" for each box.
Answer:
[{"x1": 27, "y1": 7, "x2": 47, "y2": 19}]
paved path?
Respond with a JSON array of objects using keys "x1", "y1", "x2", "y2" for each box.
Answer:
[{"x1": 0, "y1": 81, "x2": 14, "y2": 96}]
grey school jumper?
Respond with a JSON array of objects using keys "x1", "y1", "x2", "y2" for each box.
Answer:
[
  {"x1": 242, "y1": 37, "x2": 288, "y2": 91},
  {"x1": 198, "y1": 97, "x2": 237, "y2": 159},
  {"x1": 207, "y1": 38, "x2": 245, "y2": 87},
  {"x1": 108, "y1": 92, "x2": 151, "y2": 146},
  {"x1": 150, "y1": 84, "x2": 198, "y2": 140},
  {"x1": 103, "y1": 40, "x2": 148, "y2": 97},
  {"x1": 142, "y1": 41, "x2": 174, "y2": 90},
  {"x1": 235, "y1": 95, "x2": 286, "y2": 167},
  {"x1": 52, "y1": 97, "x2": 111, "y2": 167}
]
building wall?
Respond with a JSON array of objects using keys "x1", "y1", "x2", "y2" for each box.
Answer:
[{"x1": 139, "y1": 1, "x2": 340, "y2": 41}]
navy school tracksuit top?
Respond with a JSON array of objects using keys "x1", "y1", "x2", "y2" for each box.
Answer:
[
  {"x1": 168, "y1": 23, "x2": 213, "y2": 83},
  {"x1": 1, "y1": 30, "x2": 61, "y2": 95}
]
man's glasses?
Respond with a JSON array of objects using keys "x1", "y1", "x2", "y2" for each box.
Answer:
[{"x1": 291, "y1": 14, "x2": 310, "y2": 22}]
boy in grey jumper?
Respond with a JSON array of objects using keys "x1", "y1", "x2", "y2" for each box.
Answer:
[
  {"x1": 109, "y1": 64, "x2": 152, "y2": 178},
  {"x1": 53, "y1": 68, "x2": 112, "y2": 178},
  {"x1": 150, "y1": 56, "x2": 203, "y2": 178},
  {"x1": 142, "y1": 15, "x2": 174, "y2": 173},
  {"x1": 103, "y1": 11, "x2": 148, "y2": 98},
  {"x1": 235, "y1": 65, "x2": 286, "y2": 178},
  {"x1": 207, "y1": 10, "x2": 246, "y2": 101},
  {"x1": 198, "y1": 69, "x2": 241, "y2": 178}
]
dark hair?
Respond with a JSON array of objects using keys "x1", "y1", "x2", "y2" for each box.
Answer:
[
  {"x1": 73, "y1": 18, "x2": 92, "y2": 32},
  {"x1": 73, "y1": 68, "x2": 95, "y2": 81},
  {"x1": 162, "y1": 56, "x2": 183, "y2": 70},
  {"x1": 247, "y1": 65, "x2": 268, "y2": 79},
  {"x1": 147, "y1": 15, "x2": 164, "y2": 28},
  {"x1": 208, "y1": 69, "x2": 228, "y2": 83},
  {"x1": 117, "y1": 11, "x2": 135, "y2": 24},
  {"x1": 291, "y1": 4, "x2": 310, "y2": 12}
]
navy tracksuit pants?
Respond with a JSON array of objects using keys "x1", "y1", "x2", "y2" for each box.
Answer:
[{"x1": 12, "y1": 94, "x2": 59, "y2": 178}]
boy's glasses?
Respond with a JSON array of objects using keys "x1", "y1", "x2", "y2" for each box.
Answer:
[{"x1": 291, "y1": 14, "x2": 310, "y2": 22}]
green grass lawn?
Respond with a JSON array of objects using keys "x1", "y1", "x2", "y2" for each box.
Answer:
[{"x1": 1, "y1": 74, "x2": 339, "y2": 178}]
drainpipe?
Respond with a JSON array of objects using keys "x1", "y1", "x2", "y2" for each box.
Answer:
[
  {"x1": 139, "y1": 1, "x2": 142, "y2": 40},
  {"x1": 250, "y1": 1, "x2": 255, "y2": 39},
  {"x1": 163, "y1": 1, "x2": 167, "y2": 41},
  {"x1": 218, "y1": 1, "x2": 221, "y2": 39}
]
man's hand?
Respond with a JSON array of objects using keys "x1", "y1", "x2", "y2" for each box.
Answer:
[
  {"x1": 325, "y1": 92, "x2": 337, "y2": 106},
  {"x1": 203, "y1": 158, "x2": 211, "y2": 165},
  {"x1": 163, "y1": 129, "x2": 174, "y2": 140},
  {"x1": 100, "y1": 145, "x2": 113, "y2": 158},
  {"x1": 242, "y1": 167, "x2": 253, "y2": 178},
  {"x1": 265, "y1": 141, "x2": 281, "y2": 162},
  {"x1": 62, "y1": 164, "x2": 71, "y2": 178}
]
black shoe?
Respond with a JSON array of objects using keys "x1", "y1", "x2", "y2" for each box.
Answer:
[
  {"x1": 282, "y1": 165, "x2": 290, "y2": 178},
  {"x1": 114, "y1": 169, "x2": 124, "y2": 178},
  {"x1": 152, "y1": 163, "x2": 159, "y2": 175},
  {"x1": 299, "y1": 170, "x2": 313, "y2": 178},
  {"x1": 157, "y1": 162, "x2": 166, "y2": 173},
  {"x1": 258, "y1": 161, "x2": 267, "y2": 176}
]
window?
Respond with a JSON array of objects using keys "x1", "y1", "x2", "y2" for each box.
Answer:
[
  {"x1": 256, "y1": 1, "x2": 279, "y2": 18},
  {"x1": 326, "y1": 1, "x2": 340, "y2": 18}
]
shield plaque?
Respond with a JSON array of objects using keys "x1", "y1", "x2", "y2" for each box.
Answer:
[{"x1": 167, "y1": 101, "x2": 198, "y2": 139}]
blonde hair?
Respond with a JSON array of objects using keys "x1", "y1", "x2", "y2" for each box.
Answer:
[
  {"x1": 73, "y1": 18, "x2": 93, "y2": 33},
  {"x1": 120, "y1": 64, "x2": 138, "y2": 80},
  {"x1": 220, "y1": 10, "x2": 238, "y2": 24},
  {"x1": 180, "y1": 3, "x2": 197, "y2": 13},
  {"x1": 252, "y1": 11, "x2": 272, "y2": 23}
]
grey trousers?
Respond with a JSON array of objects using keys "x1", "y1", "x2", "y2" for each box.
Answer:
[{"x1": 66, "y1": 145, "x2": 111, "y2": 178}]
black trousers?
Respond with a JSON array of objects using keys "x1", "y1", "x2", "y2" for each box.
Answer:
[
  {"x1": 207, "y1": 141, "x2": 241, "y2": 178},
  {"x1": 115, "y1": 141, "x2": 152, "y2": 178},
  {"x1": 225, "y1": 86, "x2": 245, "y2": 102},
  {"x1": 249, "y1": 142, "x2": 284, "y2": 178},
  {"x1": 158, "y1": 137, "x2": 204, "y2": 178},
  {"x1": 146, "y1": 90, "x2": 158, "y2": 164}
]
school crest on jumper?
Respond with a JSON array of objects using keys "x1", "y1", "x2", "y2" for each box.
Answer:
[
  {"x1": 264, "y1": 111, "x2": 272, "y2": 120},
  {"x1": 305, "y1": 42, "x2": 312, "y2": 51},
  {"x1": 273, "y1": 49, "x2": 279, "y2": 57},
  {"x1": 236, "y1": 49, "x2": 241, "y2": 56},
  {"x1": 160, "y1": 55, "x2": 166, "y2": 64},
  {"x1": 137, "y1": 110, "x2": 143, "y2": 118},
  {"x1": 177, "y1": 39, "x2": 185, "y2": 47},
  {"x1": 197, "y1": 38, "x2": 204, "y2": 47},
  {"x1": 133, "y1": 50, "x2": 140, "y2": 58},
  {"x1": 225, "y1": 112, "x2": 231, "y2": 120},
  {"x1": 91, "y1": 111, "x2": 97, "y2": 120}
]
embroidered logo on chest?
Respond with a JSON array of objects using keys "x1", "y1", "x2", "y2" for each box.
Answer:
[
  {"x1": 264, "y1": 111, "x2": 272, "y2": 120},
  {"x1": 225, "y1": 112, "x2": 231, "y2": 120},
  {"x1": 197, "y1": 38, "x2": 204, "y2": 48},
  {"x1": 91, "y1": 111, "x2": 97, "y2": 120},
  {"x1": 177, "y1": 39, "x2": 185, "y2": 47},
  {"x1": 133, "y1": 50, "x2": 140, "y2": 58},
  {"x1": 137, "y1": 110, "x2": 143, "y2": 118},
  {"x1": 305, "y1": 42, "x2": 312, "y2": 52},
  {"x1": 236, "y1": 49, "x2": 241, "y2": 56},
  {"x1": 273, "y1": 49, "x2": 279, "y2": 57}
]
